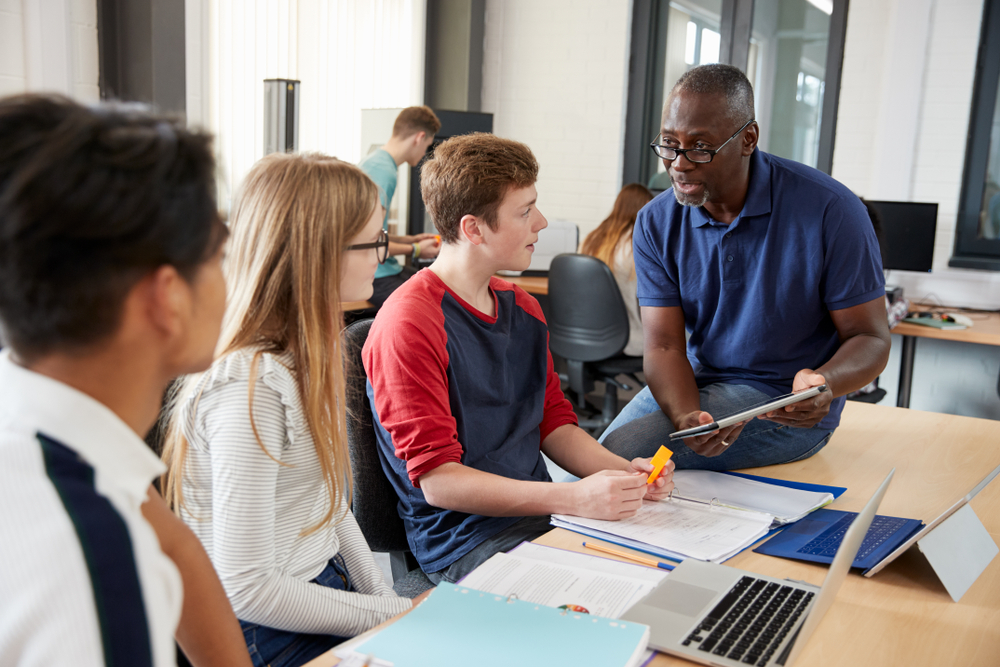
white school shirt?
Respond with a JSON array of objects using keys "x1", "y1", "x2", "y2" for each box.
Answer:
[
  {"x1": 612, "y1": 238, "x2": 644, "y2": 357},
  {"x1": 178, "y1": 349, "x2": 409, "y2": 635},
  {"x1": 0, "y1": 350, "x2": 182, "y2": 667}
]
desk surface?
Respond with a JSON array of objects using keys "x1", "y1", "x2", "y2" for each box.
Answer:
[
  {"x1": 894, "y1": 304, "x2": 1000, "y2": 346},
  {"x1": 309, "y1": 402, "x2": 1000, "y2": 667},
  {"x1": 496, "y1": 273, "x2": 548, "y2": 295}
]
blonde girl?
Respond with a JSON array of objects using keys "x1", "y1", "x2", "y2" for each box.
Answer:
[{"x1": 162, "y1": 152, "x2": 408, "y2": 667}]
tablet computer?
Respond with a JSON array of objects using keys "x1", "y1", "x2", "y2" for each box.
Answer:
[{"x1": 668, "y1": 384, "x2": 828, "y2": 440}]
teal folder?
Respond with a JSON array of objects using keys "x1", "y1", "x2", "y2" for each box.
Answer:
[{"x1": 351, "y1": 583, "x2": 651, "y2": 667}]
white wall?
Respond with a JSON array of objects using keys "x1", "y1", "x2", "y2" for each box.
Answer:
[
  {"x1": 0, "y1": 0, "x2": 99, "y2": 101},
  {"x1": 833, "y1": 0, "x2": 997, "y2": 310},
  {"x1": 482, "y1": 0, "x2": 632, "y2": 241}
]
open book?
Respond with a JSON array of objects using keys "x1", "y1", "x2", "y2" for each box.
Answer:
[{"x1": 551, "y1": 471, "x2": 841, "y2": 563}]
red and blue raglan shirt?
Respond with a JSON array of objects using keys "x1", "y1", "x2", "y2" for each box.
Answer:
[{"x1": 362, "y1": 269, "x2": 578, "y2": 573}]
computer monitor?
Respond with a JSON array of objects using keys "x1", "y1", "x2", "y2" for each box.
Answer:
[{"x1": 865, "y1": 200, "x2": 939, "y2": 272}]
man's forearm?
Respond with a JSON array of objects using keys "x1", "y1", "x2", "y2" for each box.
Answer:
[
  {"x1": 815, "y1": 332, "x2": 891, "y2": 396},
  {"x1": 645, "y1": 347, "x2": 702, "y2": 424}
]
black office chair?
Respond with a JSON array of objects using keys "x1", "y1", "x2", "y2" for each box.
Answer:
[
  {"x1": 342, "y1": 318, "x2": 434, "y2": 598},
  {"x1": 547, "y1": 253, "x2": 645, "y2": 437}
]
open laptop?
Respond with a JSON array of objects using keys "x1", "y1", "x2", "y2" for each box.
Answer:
[
  {"x1": 755, "y1": 461, "x2": 1000, "y2": 575},
  {"x1": 621, "y1": 469, "x2": 895, "y2": 667}
]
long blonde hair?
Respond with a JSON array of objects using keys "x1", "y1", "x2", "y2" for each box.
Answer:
[
  {"x1": 162, "y1": 152, "x2": 379, "y2": 534},
  {"x1": 580, "y1": 183, "x2": 653, "y2": 275}
]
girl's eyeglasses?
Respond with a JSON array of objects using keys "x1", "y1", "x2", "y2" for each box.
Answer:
[{"x1": 345, "y1": 229, "x2": 389, "y2": 264}]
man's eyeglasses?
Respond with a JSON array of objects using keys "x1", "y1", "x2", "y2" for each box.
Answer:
[
  {"x1": 345, "y1": 229, "x2": 389, "y2": 264},
  {"x1": 649, "y1": 118, "x2": 755, "y2": 164}
]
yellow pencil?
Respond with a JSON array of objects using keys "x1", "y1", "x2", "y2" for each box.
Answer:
[{"x1": 582, "y1": 541, "x2": 676, "y2": 570}]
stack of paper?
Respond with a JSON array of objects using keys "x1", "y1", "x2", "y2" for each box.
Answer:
[
  {"x1": 672, "y1": 470, "x2": 835, "y2": 525},
  {"x1": 551, "y1": 471, "x2": 839, "y2": 563},
  {"x1": 552, "y1": 497, "x2": 773, "y2": 563},
  {"x1": 458, "y1": 542, "x2": 668, "y2": 618}
]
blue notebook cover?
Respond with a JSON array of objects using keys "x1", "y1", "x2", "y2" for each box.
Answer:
[
  {"x1": 352, "y1": 583, "x2": 650, "y2": 667},
  {"x1": 721, "y1": 471, "x2": 847, "y2": 500}
]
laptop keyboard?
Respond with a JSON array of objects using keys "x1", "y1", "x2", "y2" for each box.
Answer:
[
  {"x1": 796, "y1": 513, "x2": 908, "y2": 560},
  {"x1": 681, "y1": 576, "x2": 814, "y2": 666}
]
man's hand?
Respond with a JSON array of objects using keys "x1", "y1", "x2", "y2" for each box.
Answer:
[
  {"x1": 628, "y1": 457, "x2": 675, "y2": 501},
  {"x1": 673, "y1": 410, "x2": 746, "y2": 458},
  {"x1": 759, "y1": 370, "x2": 832, "y2": 427},
  {"x1": 570, "y1": 470, "x2": 648, "y2": 520}
]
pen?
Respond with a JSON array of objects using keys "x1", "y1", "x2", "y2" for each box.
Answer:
[{"x1": 582, "y1": 541, "x2": 676, "y2": 570}]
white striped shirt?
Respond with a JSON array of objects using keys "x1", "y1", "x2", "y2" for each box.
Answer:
[
  {"x1": 0, "y1": 350, "x2": 182, "y2": 667},
  {"x1": 177, "y1": 349, "x2": 409, "y2": 636}
]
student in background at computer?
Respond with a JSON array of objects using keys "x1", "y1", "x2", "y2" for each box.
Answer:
[
  {"x1": 363, "y1": 133, "x2": 675, "y2": 586},
  {"x1": 0, "y1": 94, "x2": 250, "y2": 666},
  {"x1": 162, "y1": 153, "x2": 413, "y2": 667},
  {"x1": 359, "y1": 106, "x2": 443, "y2": 308},
  {"x1": 580, "y1": 183, "x2": 655, "y2": 357},
  {"x1": 599, "y1": 64, "x2": 890, "y2": 470}
]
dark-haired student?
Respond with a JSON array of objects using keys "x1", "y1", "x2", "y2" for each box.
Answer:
[
  {"x1": 0, "y1": 94, "x2": 251, "y2": 667},
  {"x1": 363, "y1": 133, "x2": 675, "y2": 585}
]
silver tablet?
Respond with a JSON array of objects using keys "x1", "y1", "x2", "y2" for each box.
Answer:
[{"x1": 669, "y1": 384, "x2": 829, "y2": 440}]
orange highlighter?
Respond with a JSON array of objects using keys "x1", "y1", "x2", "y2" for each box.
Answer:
[{"x1": 647, "y1": 445, "x2": 673, "y2": 484}]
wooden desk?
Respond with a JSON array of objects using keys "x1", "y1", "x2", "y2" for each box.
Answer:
[
  {"x1": 892, "y1": 305, "x2": 1000, "y2": 407},
  {"x1": 496, "y1": 273, "x2": 548, "y2": 295},
  {"x1": 308, "y1": 402, "x2": 1000, "y2": 667}
]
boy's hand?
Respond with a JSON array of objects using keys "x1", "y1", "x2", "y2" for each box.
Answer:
[
  {"x1": 570, "y1": 470, "x2": 647, "y2": 520},
  {"x1": 628, "y1": 457, "x2": 675, "y2": 501}
]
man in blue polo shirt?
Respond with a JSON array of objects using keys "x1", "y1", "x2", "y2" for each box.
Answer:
[{"x1": 600, "y1": 64, "x2": 890, "y2": 470}]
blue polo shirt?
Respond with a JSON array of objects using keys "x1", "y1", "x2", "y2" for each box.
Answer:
[{"x1": 634, "y1": 149, "x2": 884, "y2": 430}]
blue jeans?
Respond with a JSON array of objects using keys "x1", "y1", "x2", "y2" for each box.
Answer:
[
  {"x1": 240, "y1": 554, "x2": 354, "y2": 667},
  {"x1": 599, "y1": 383, "x2": 833, "y2": 470},
  {"x1": 426, "y1": 515, "x2": 554, "y2": 585}
]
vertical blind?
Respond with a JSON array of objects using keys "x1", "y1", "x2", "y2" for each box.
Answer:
[{"x1": 191, "y1": 0, "x2": 423, "y2": 209}]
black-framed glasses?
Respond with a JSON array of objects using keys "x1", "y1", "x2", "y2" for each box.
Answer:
[
  {"x1": 649, "y1": 118, "x2": 755, "y2": 164},
  {"x1": 345, "y1": 229, "x2": 389, "y2": 264}
]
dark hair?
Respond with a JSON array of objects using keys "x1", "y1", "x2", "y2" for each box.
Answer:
[
  {"x1": 580, "y1": 183, "x2": 653, "y2": 272},
  {"x1": 420, "y1": 132, "x2": 539, "y2": 242},
  {"x1": 392, "y1": 105, "x2": 441, "y2": 138},
  {"x1": 671, "y1": 63, "x2": 755, "y2": 125},
  {"x1": 0, "y1": 94, "x2": 224, "y2": 360}
]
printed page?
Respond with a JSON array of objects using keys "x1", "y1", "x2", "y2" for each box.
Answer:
[
  {"x1": 673, "y1": 470, "x2": 834, "y2": 524},
  {"x1": 553, "y1": 498, "x2": 771, "y2": 562},
  {"x1": 459, "y1": 551, "x2": 663, "y2": 618},
  {"x1": 507, "y1": 542, "x2": 668, "y2": 585}
]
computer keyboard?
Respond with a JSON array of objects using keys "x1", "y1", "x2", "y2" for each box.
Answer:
[
  {"x1": 796, "y1": 513, "x2": 909, "y2": 561},
  {"x1": 682, "y1": 575, "x2": 814, "y2": 666}
]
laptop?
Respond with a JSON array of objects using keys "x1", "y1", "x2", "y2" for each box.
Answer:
[
  {"x1": 755, "y1": 462, "x2": 1000, "y2": 575},
  {"x1": 621, "y1": 469, "x2": 895, "y2": 667}
]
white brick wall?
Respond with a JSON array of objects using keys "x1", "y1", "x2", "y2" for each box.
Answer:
[
  {"x1": 481, "y1": 0, "x2": 631, "y2": 241},
  {"x1": 0, "y1": 0, "x2": 98, "y2": 101}
]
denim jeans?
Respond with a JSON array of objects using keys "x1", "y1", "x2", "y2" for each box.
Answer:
[
  {"x1": 426, "y1": 515, "x2": 554, "y2": 585},
  {"x1": 599, "y1": 383, "x2": 833, "y2": 471},
  {"x1": 240, "y1": 554, "x2": 354, "y2": 667}
]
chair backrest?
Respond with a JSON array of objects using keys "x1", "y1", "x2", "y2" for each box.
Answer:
[
  {"x1": 547, "y1": 253, "x2": 630, "y2": 362},
  {"x1": 342, "y1": 318, "x2": 410, "y2": 554}
]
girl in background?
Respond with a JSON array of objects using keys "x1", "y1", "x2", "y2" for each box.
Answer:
[
  {"x1": 162, "y1": 153, "x2": 411, "y2": 667},
  {"x1": 580, "y1": 183, "x2": 654, "y2": 357}
]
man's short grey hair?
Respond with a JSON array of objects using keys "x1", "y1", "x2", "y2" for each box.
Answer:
[{"x1": 670, "y1": 64, "x2": 755, "y2": 125}]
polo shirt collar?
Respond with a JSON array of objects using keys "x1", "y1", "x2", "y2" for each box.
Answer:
[
  {"x1": 0, "y1": 350, "x2": 165, "y2": 500},
  {"x1": 687, "y1": 148, "x2": 772, "y2": 227}
]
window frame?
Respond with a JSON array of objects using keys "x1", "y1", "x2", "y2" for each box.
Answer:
[
  {"x1": 949, "y1": 0, "x2": 1000, "y2": 270},
  {"x1": 622, "y1": 0, "x2": 850, "y2": 186}
]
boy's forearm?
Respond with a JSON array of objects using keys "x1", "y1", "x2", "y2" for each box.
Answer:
[
  {"x1": 541, "y1": 424, "x2": 631, "y2": 477},
  {"x1": 142, "y1": 488, "x2": 253, "y2": 667},
  {"x1": 419, "y1": 462, "x2": 577, "y2": 517}
]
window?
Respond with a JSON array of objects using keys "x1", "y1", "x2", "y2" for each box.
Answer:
[
  {"x1": 622, "y1": 0, "x2": 848, "y2": 187},
  {"x1": 951, "y1": 0, "x2": 1000, "y2": 269}
]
